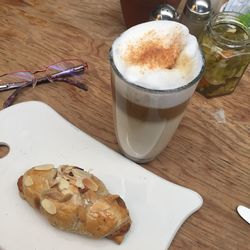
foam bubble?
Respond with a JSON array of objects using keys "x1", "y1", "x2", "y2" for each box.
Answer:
[{"x1": 112, "y1": 21, "x2": 203, "y2": 90}]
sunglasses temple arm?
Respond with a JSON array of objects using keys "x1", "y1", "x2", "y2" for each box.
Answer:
[
  {"x1": 49, "y1": 65, "x2": 86, "y2": 80},
  {"x1": 0, "y1": 82, "x2": 27, "y2": 91},
  {"x1": 53, "y1": 77, "x2": 88, "y2": 91},
  {"x1": 3, "y1": 83, "x2": 29, "y2": 108}
]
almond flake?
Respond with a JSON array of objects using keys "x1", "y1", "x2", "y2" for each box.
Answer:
[
  {"x1": 59, "y1": 165, "x2": 73, "y2": 174},
  {"x1": 75, "y1": 178, "x2": 85, "y2": 189},
  {"x1": 85, "y1": 190, "x2": 97, "y2": 202},
  {"x1": 58, "y1": 178, "x2": 70, "y2": 191},
  {"x1": 24, "y1": 175, "x2": 33, "y2": 187},
  {"x1": 60, "y1": 193, "x2": 73, "y2": 202},
  {"x1": 83, "y1": 178, "x2": 98, "y2": 191},
  {"x1": 72, "y1": 168, "x2": 90, "y2": 179},
  {"x1": 41, "y1": 199, "x2": 57, "y2": 215},
  {"x1": 34, "y1": 164, "x2": 54, "y2": 171},
  {"x1": 55, "y1": 176, "x2": 62, "y2": 182},
  {"x1": 62, "y1": 189, "x2": 72, "y2": 195}
]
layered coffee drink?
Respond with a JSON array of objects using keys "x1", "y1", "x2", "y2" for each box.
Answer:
[{"x1": 110, "y1": 21, "x2": 204, "y2": 163}]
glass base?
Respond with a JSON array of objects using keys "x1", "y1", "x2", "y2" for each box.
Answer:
[{"x1": 120, "y1": 150, "x2": 156, "y2": 164}]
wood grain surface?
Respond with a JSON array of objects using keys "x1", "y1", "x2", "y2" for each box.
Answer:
[{"x1": 0, "y1": 1, "x2": 249, "y2": 249}]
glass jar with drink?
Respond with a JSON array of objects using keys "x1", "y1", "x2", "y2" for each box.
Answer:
[{"x1": 197, "y1": 12, "x2": 250, "y2": 98}]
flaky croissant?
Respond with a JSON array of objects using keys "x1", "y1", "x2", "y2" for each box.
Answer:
[{"x1": 17, "y1": 164, "x2": 131, "y2": 244}]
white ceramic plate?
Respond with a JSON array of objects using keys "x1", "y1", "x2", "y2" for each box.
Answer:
[{"x1": 0, "y1": 101, "x2": 202, "y2": 250}]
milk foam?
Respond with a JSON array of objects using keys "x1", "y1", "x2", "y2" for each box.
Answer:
[{"x1": 112, "y1": 21, "x2": 203, "y2": 90}]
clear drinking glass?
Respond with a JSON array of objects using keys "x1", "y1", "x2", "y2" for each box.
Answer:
[{"x1": 109, "y1": 49, "x2": 204, "y2": 163}]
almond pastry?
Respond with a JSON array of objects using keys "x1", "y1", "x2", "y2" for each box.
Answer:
[{"x1": 17, "y1": 164, "x2": 131, "y2": 244}]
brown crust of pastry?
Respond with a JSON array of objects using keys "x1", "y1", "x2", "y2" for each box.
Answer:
[{"x1": 17, "y1": 164, "x2": 131, "y2": 244}]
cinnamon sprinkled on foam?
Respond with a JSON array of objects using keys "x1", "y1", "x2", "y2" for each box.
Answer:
[
  {"x1": 123, "y1": 31, "x2": 182, "y2": 70},
  {"x1": 112, "y1": 21, "x2": 203, "y2": 90}
]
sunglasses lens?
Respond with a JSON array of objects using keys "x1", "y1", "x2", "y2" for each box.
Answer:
[
  {"x1": 0, "y1": 72, "x2": 36, "y2": 87},
  {"x1": 46, "y1": 60, "x2": 87, "y2": 80},
  {"x1": 49, "y1": 60, "x2": 79, "y2": 72}
]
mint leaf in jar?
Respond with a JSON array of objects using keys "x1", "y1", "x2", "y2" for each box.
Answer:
[{"x1": 239, "y1": 13, "x2": 250, "y2": 28}]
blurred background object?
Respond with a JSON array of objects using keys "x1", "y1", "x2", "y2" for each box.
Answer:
[
  {"x1": 224, "y1": 0, "x2": 250, "y2": 14},
  {"x1": 180, "y1": 0, "x2": 211, "y2": 38},
  {"x1": 149, "y1": 3, "x2": 180, "y2": 21},
  {"x1": 120, "y1": 0, "x2": 182, "y2": 27}
]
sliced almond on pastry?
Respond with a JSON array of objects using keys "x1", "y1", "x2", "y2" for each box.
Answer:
[
  {"x1": 83, "y1": 178, "x2": 98, "y2": 191},
  {"x1": 84, "y1": 190, "x2": 98, "y2": 203},
  {"x1": 75, "y1": 178, "x2": 85, "y2": 189},
  {"x1": 41, "y1": 199, "x2": 57, "y2": 215},
  {"x1": 58, "y1": 178, "x2": 70, "y2": 191},
  {"x1": 23, "y1": 175, "x2": 33, "y2": 187},
  {"x1": 72, "y1": 168, "x2": 90, "y2": 179},
  {"x1": 34, "y1": 164, "x2": 54, "y2": 171}
]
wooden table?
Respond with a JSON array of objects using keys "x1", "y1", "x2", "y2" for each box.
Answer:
[{"x1": 0, "y1": 1, "x2": 249, "y2": 249}]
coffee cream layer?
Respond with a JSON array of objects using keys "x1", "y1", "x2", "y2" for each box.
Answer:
[{"x1": 112, "y1": 20, "x2": 203, "y2": 90}]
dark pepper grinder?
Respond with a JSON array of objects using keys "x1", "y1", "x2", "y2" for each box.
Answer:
[{"x1": 120, "y1": 0, "x2": 182, "y2": 28}]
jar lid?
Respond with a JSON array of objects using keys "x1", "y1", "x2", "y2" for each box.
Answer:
[{"x1": 185, "y1": 0, "x2": 211, "y2": 20}]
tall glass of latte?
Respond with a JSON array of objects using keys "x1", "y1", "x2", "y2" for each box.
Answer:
[{"x1": 109, "y1": 21, "x2": 204, "y2": 163}]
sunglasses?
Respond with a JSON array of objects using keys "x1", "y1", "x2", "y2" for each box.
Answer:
[{"x1": 0, "y1": 59, "x2": 88, "y2": 108}]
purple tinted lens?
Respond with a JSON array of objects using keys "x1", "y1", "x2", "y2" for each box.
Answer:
[
  {"x1": 15, "y1": 72, "x2": 34, "y2": 81},
  {"x1": 48, "y1": 60, "x2": 83, "y2": 73},
  {"x1": 49, "y1": 64, "x2": 65, "y2": 71},
  {"x1": 47, "y1": 61, "x2": 86, "y2": 80},
  {"x1": 0, "y1": 72, "x2": 34, "y2": 86}
]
